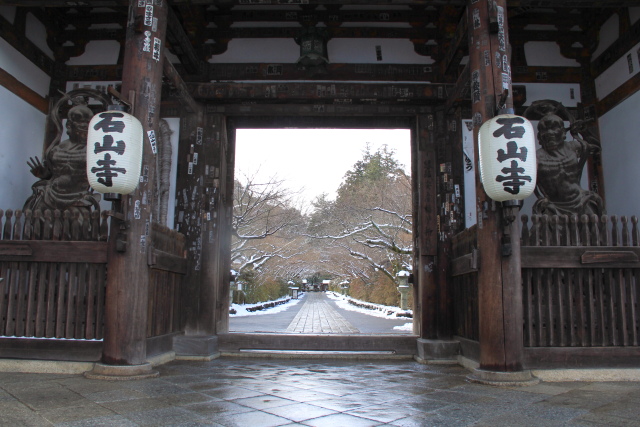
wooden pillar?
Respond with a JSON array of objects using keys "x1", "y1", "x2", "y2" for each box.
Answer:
[
  {"x1": 88, "y1": 0, "x2": 168, "y2": 378},
  {"x1": 467, "y1": 0, "x2": 529, "y2": 378},
  {"x1": 201, "y1": 113, "x2": 230, "y2": 335},
  {"x1": 214, "y1": 115, "x2": 234, "y2": 333},
  {"x1": 416, "y1": 113, "x2": 438, "y2": 339},
  {"x1": 174, "y1": 111, "x2": 205, "y2": 335}
]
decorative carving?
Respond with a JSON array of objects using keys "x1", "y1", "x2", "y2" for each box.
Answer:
[
  {"x1": 24, "y1": 89, "x2": 110, "y2": 215},
  {"x1": 524, "y1": 100, "x2": 605, "y2": 217}
]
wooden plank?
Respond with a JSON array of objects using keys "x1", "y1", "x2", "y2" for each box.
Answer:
[
  {"x1": 0, "y1": 67, "x2": 48, "y2": 114},
  {"x1": 582, "y1": 251, "x2": 639, "y2": 264},
  {"x1": 524, "y1": 346, "x2": 640, "y2": 369},
  {"x1": 522, "y1": 247, "x2": 640, "y2": 269},
  {"x1": 0, "y1": 337, "x2": 101, "y2": 362},
  {"x1": 4, "y1": 261, "x2": 18, "y2": 336},
  {"x1": 0, "y1": 241, "x2": 107, "y2": 263},
  {"x1": 34, "y1": 262, "x2": 48, "y2": 337},
  {"x1": 14, "y1": 261, "x2": 28, "y2": 336},
  {"x1": 188, "y1": 82, "x2": 449, "y2": 104},
  {"x1": 148, "y1": 248, "x2": 188, "y2": 275},
  {"x1": 450, "y1": 249, "x2": 478, "y2": 276}
]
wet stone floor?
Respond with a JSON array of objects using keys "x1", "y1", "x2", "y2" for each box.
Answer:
[{"x1": 2, "y1": 358, "x2": 640, "y2": 426}]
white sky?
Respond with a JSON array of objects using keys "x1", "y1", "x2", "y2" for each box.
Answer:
[{"x1": 234, "y1": 128, "x2": 412, "y2": 208}]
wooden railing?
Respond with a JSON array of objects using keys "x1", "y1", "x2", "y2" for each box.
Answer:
[
  {"x1": 521, "y1": 214, "x2": 640, "y2": 348},
  {"x1": 0, "y1": 208, "x2": 108, "y2": 340}
]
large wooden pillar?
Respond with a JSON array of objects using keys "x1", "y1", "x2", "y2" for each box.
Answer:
[
  {"x1": 466, "y1": 0, "x2": 533, "y2": 383},
  {"x1": 172, "y1": 111, "x2": 230, "y2": 357},
  {"x1": 88, "y1": 0, "x2": 168, "y2": 378}
]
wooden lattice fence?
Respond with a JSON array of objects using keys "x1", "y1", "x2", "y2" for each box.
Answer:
[
  {"x1": 0, "y1": 208, "x2": 108, "y2": 340},
  {"x1": 521, "y1": 214, "x2": 640, "y2": 348}
]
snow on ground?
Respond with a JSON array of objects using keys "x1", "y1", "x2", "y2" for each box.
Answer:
[
  {"x1": 230, "y1": 295, "x2": 304, "y2": 317},
  {"x1": 326, "y1": 292, "x2": 414, "y2": 331},
  {"x1": 326, "y1": 292, "x2": 411, "y2": 318}
]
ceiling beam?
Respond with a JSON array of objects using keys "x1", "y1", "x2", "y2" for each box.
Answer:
[
  {"x1": 186, "y1": 81, "x2": 451, "y2": 104},
  {"x1": 5, "y1": 1, "x2": 640, "y2": 7},
  {"x1": 186, "y1": 62, "x2": 436, "y2": 82},
  {"x1": 166, "y1": 7, "x2": 204, "y2": 74},
  {"x1": 163, "y1": 55, "x2": 199, "y2": 114}
]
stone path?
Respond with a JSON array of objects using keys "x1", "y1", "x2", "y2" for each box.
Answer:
[
  {"x1": 3, "y1": 358, "x2": 640, "y2": 426},
  {"x1": 286, "y1": 292, "x2": 359, "y2": 334}
]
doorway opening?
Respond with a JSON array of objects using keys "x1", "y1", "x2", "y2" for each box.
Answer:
[{"x1": 229, "y1": 128, "x2": 415, "y2": 336}]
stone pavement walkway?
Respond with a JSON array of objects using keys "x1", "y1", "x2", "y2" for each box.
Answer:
[
  {"x1": 286, "y1": 292, "x2": 360, "y2": 334},
  {"x1": 2, "y1": 358, "x2": 640, "y2": 426}
]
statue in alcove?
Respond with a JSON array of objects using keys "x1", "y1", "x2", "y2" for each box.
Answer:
[
  {"x1": 24, "y1": 89, "x2": 110, "y2": 214},
  {"x1": 524, "y1": 100, "x2": 605, "y2": 217}
]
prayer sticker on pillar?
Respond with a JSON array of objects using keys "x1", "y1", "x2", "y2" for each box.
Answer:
[
  {"x1": 143, "y1": 31, "x2": 152, "y2": 52},
  {"x1": 147, "y1": 130, "x2": 157, "y2": 154},
  {"x1": 472, "y1": 70, "x2": 481, "y2": 103},
  {"x1": 473, "y1": 8, "x2": 481, "y2": 29},
  {"x1": 152, "y1": 37, "x2": 161, "y2": 61},
  {"x1": 502, "y1": 72, "x2": 510, "y2": 90},
  {"x1": 497, "y1": 6, "x2": 506, "y2": 52},
  {"x1": 144, "y1": 5, "x2": 153, "y2": 26},
  {"x1": 87, "y1": 107, "x2": 143, "y2": 195},
  {"x1": 478, "y1": 114, "x2": 536, "y2": 201}
]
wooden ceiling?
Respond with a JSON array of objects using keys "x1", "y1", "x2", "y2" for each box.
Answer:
[{"x1": 2, "y1": 1, "x2": 640, "y2": 112}]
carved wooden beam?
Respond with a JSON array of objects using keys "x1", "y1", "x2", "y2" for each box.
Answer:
[
  {"x1": 204, "y1": 27, "x2": 438, "y2": 40},
  {"x1": 441, "y1": 9, "x2": 468, "y2": 77},
  {"x1": 5, "y1": 1, "x2": 640, "y2": 7},
  {"x1": 0, "y1": 67, "x2": 48, "y2": 114},
  {"x1": 0, "y1": 14, "x2": 55, "y2": 76},
  {"x1": 444, "y1": 63, "x2": 470, "y2": 115},
  {"x1": 204, "y1": 8, "x2": 441, "y2": 25},
  {"x1": 162, "y1": 56, "x2": 199, "y2": 114},
  {"x1": 194, "y1": 62, "x2": 435, "y2": 82},
  {"x1": 166, "y1": 7, "x2": 203, "y2": 74},
  {"x1": 186, "y1": 81, "x2": 450, "y2": 104}
]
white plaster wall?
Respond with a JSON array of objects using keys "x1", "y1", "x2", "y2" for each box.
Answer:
[
  {"x1": 66, "y1": 40, "x2": 120, "y2": 66},
  {"x1": 524, "y1": 42, "x2": 580, "y2": 67},
  {"x1": 599, "y1": 90, "x2": 640, "y2": 217},
  {"x1": 592, "y1": 14, "x2": 619, "y2": 60},
  {"x1": 0, "y1": 39, "x2": 50, "y2": 97},
  {"x1": 0, "y1": 39, "x2": 49, "y2": 209},
  {"x1": 26, "y1": 12, "x2": 53, "y2": 60},
  {"x1": 595, "y1": 40, "x2": 640, "y2": 100},
  {"x1": 519, "y1": 83, "x2": 581, "y2": 108},
  {"x1": 0, "y1": 87, "x2": 47, "y2": 210}
]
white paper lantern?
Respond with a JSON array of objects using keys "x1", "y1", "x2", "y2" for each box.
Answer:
[
  {"x1": 86, "y1": 106, "x2": 143, "y2": 195},
  {"x1": 478, "y1": 114, "x2": 536, "y2": 202}
]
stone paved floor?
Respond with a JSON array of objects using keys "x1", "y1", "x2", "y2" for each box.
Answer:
[
  {"x1": 2, "y1": 358, "x2": 640, "y2": 426},
  {"x1": 286, "y1": 293, "x2": 360, "y2": 334}
]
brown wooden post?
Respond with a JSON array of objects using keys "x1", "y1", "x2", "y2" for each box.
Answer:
[
  {"x1": 416, "y1": 113, "x2": 438, "y2": 340},
  {"x1": 414, "y1": 112, "x2": 460, "y2": 362},
  {"x1": 201, "y1": 113, "x2": 229, "y2": 335},
  {"x1": 215, "y1": 115, "x2": 234, "y2": 334},
  {"x1": 86, "y1": 0, "x2": 168, "y2": 379},
  {"x1": 466, "y1": 0, "x2": 534, "y2": 383}
]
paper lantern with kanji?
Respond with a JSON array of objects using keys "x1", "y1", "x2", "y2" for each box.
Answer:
[
  {"x1": 86, "y1": 106, "x2": 143, "y2": 195},
  {"x1": 478, "y1": 114, "x2": 536, "y2": 202}
]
